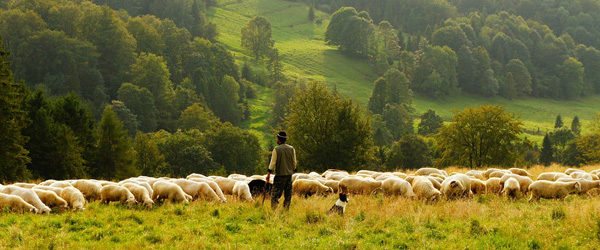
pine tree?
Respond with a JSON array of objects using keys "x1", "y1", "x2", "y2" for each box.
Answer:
[
  {"x1": 554, "y1": 114, "x2": 563, "y2": 128},
  {"x1": 540, "y1": 133, "x2": 553, "y2": 166},
  {"x1": 0, "y1": 36, "x2": 30, "y2": 182},
  {"x1": 571, "y1": 115, "x2": 581, "y2": 136},
  {"x1": 93, "y1": 106, "x2": 137, "y2": 179},
  {"x1": 368, "y1": 77, "x2": 387, "y2": 114}
]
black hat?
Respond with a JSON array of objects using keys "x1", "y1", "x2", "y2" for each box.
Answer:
[{"x1": 276, "y1": 131, "x2": 287, "y2": 139}]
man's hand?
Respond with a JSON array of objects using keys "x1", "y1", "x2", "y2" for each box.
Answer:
[{"x1": 265, "y1": 172, "x2": 271, "y2": 184}]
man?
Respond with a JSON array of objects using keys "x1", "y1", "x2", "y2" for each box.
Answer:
[{"x1": 266, "y1": 131, "x2": 296, "y2": 210}]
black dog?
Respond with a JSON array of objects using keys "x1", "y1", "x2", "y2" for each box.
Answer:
[{"x1": 328, "y1": 193, "x2": 348, "y2": 215}]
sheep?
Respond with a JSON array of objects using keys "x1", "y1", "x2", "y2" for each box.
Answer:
[
  {"x1": 502, "y1": 177, "x2": 521, "y2": 199},
  {"x1": 440, "y1": 174, "x2": 473, "y2": 199},
  {"x1": 465, "y1": 170, "x2": 485, "y2": 181},
  {"x1": 499, "y1": 174, "x2": 533, "y2": 193},
  {"x1": 1, "y1": 185, "x2": 51, "y2": 214},
  {"x1": 49, "y1": 181, "x2": 73, "y2": 188},
  {"x1": 33, "y1": 186, "x2": 64, "y2": 196},
  {"x1": 381, "y1": 177, "x2": 415, "y2": 197},
  {"x1": 12, "y1": 183, "x2": 36, "y2": 189},
  {"x1": 483, "y1": 168, "x2": 502, "y2": 179},
  {"x1": 38, "y1": 180, "x2": 57, "y2": 186},
  {"x1": 324, "y1": 172, "x2": 350, "y2": 181},
  {"x1": 0, "y1": 193, "x2": 38, "y2": 213},
  {"x1": 171, "y1": 179, "x2": 220, "y2": 202},
  {"x1": 339, "y1": 176, "x2": 382, "y2": 195},
  {"x1": 187, "y1": 173, "x2": 206, "y2": 179},
  {"x1": 414, "y1": 168, "x2": 446, "y2": 177},
  {"x1": 427, "y1": 176, "x2": 443, "y2": 190},
  {"x1": 213, "y1": 177, "x2": 237, "y2": 195},
  {"x1": 119, "y1": 179, "x2": 154, "y2": 197},
  {"x1": 356, "y1": 170, "x2": 378, "y2": 176},
  {"x1": 60, "y1": 187, "x2": 86, "y2": 211},
  {"x1": 556, "y1": 178, "x2": 600, "y2": 193},
  {"x1": 100, "y1": 185, "x2": 136, "y2": 205},
  {"x1": 509, "y1": 168, "x2": 531, "y2": 177},
  {"x1": 188, "y1": 178, "x2": 226, "y2": 202},
  {"x1": 292, "y1": 179, "x2": 333, "y2": 197},
  {"x1": 232, "y1": 181, "x2": 253, "y2": 202},
  {"x1": 32, "y1": 188, "x2": 68, "y2": 209},
  {"x1": 470, "y1": 178, "x2": 486, "y2": 195},
  {"x1": 121, "y1": 183, "x2": 154, "y2": 208},
  {"x1": 324, "y1": 180, "x2": 340, "y2": 193},
  {"x1": 152, "y1": 181, "x2": 190, "y2": 203},
  {"x1": 411, "y1": 176, "x2": 441, "y2": 201},
  {"x1": 528, "y1": 180, "x2": 581, "y2": 201},
  {"x1": 392, "y1": 172, "x2": 408, "y2": 179},
  {"x1": 488, "y1": 170, "x2": 512, "y2": 178},
  {"x1": 72, "y1": 180, "x2": 102, "y2": 201},
  {"x1": 570, "y1": 172, "x2": 597, "y2": 181},
  {"x1": 564, "y1": 168, "x2": 585, "y2": 175},
  {"x1": 485, "y1": 178, "x2": 502, "y2": 194},
  {"x1": 536, "y1": 172, "x2": 569, "y2": 181}
]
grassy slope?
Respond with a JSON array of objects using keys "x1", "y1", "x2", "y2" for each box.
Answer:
[
  {"x1": 4, "y1": 165, "x2": 600, "y2": 248},
  {"x1": 209, "y1": 0, "x2": 600, "y2": 145}
]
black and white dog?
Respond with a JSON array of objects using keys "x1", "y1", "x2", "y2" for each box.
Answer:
[{"x1": 328, "y1": 193, "x2": 348, "y2": 215}]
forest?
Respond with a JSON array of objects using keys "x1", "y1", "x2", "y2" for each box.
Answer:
[{"x1": 1, "y1": 0, "x2": 600, "y2": 182}]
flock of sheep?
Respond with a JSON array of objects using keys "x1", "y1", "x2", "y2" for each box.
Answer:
[{"x1": 0, "y1": 167, "x2": 598, "y2": 214}]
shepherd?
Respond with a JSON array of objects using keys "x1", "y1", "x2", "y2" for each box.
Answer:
[{"x1": 265, "y1": 131, "x2": 297, "y2": 210}]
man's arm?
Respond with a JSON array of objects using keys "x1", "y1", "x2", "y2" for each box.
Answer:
[
  {"x1": 268, "y1": 149, "x2": 277, "y2": 173},
  {"x1": 292, "y1": 148, "x2": 297, "y2": 170}
]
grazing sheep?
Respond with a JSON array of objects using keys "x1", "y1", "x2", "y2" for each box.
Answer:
[
  {"x1": 427, "y1": 176, "x2": 443, "y2": 190},
  {"x1": 171, "y1": 179, "x2": 220, "y2": 202},
  {"x1": 339, "y1": 176, "x2": 382, "y2": 195},
  {"x1": 483, "y1": 168, "x2": 502, "y2": 179},
  {"x1": 61, "y1": 187, "x2": 86, "y2": 211},
  {"x1": 213, "y1": 177, "x2": 237, "y2": 195},
  {"x1": 187, "y1": 173, "x2": 206, "y2": 179},
  {"x1": 556, "y1": 178, "x2": 600, "y2": 194},
  {"x1": 499, "y1": 174, "x2": 533, "y2": 193},
  {"x1": 292, "y1": 179, "x2": 333, "y2": 197},
  {"x1": 564, "y1": 168, "x2": 585, "y2": 175},
  {"x1": 152, "y1": 181, "x2": 190, "y2": 203},
  {"x1": 509, "y1": 168, "x2": 531, "y2": 177},
  {"x1": 324, "y1": 180, "x2": 340, "y2": 193},
  {"x1": 324, "y1": 172, "x2": 350, "y2": 181},
  {"x1": 528, "y1": 180, "x2": 581, "y2": 201},
  {"x1": 440, "y1": 174, "x2": 473, "y2": 199},
  {"x1": 1, "y1": 185, "x2": 51, "y2": 214},
  {"x1": 570, "y1": 172, "x2": 597, "y2": 181},
  {"x1": 101, "y1": 185, "x2": 136, "y2": 205},
  {"x1": 38, "y1": 180, "x2": 57, "y2": 186},
  {"x1": 465, "y1": 170, "x2": 485, "y2": 181},
  {"x1": 188, "y1": 178, "x2": 226, "y2": 202},
  {"x1": 49, "y1": 181, "x2": 73, "y2": 188},
  {"x1": 0, "y1": 193, "x2": 38, "y2": 213},
  {"x1": 392, "y1": 172, "x2": 408, "y2": 179},
  {"x1": 412, "y1": 176, "x2": 441, "y2": 201},
  {"x1": 488, "y1": 170, "x2": 511, "y2": 178},
  {"x1": 72, "y1": 180, "x2": 102, "y2": 201},
  {"x1": 536, "y1": 172, "x2": 569, "y2": 181},
  {"x1": 121, "y1": 183, "x2": 154, "y2": 208},
  {"x1": 485, "y1": 178, "x2": 502, "y2": 194},
  {"x1": 356, "y1": 170, "x2": 378, "y2": 176},
  {"x1": 381, "y1": 177, "x2": 414, "y2": 197},
  {"x1": 502, "y1": 177, "x2": 521, "y2": 199},
  {"x1": 32, "y1": 189, "x2": 68, "y2": 209},
  {"x1": 33, "y1": 186, "x2": 64, "y2": 196},
  {"x1": 415, "y1": 168, "x2": 446, "y2": 177},
  {"x1": 232, "y1": 181, "x2": 253, "y2": 202},
  {"x1": 470, "y1": 178, "x2": 486, "y2": 195},
  {"x1": 12, "y1": 183, "x2": 36, "y2": 189}
]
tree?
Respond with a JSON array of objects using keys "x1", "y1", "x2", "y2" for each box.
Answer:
[
  {"x1": 308, "y1": 5, "x2": 315, "y2": 21},
  {"x1": 540, "y1": 133, "x2": 553, "y2": 166},
  {"x1": 576, "y1": 134, "x2": 600, "y2": 165},
  {"x1": 368, "y1": 78, "x2": 387, "y2": 114},
  {"x1": 270, "y1": 81, "x2": 296, "y2": 128},
  {"x1": 268, "y1": 48, "x2": 284, "y2": 83},
  {"x1": 93, "y1": 106, "x2": 137, "y2": 179},
  {"x1": 286, "y1": 82, "x2": 374, "y2": 171},
  {"x1": 211, "y1": 75, "x2": 243, "y2": 125},
  {"x1": 502, "y1": 59, "x2": 532, "y2": 98},
  {"x1": 0, "y1": 38, "x2": 30, "y2": 182},
  {"x1": 155, "y1": 130, "x2": 218, "y2": 176},
  {"x1": 52, "y1": 93, "x2": 97, "y2": 165},
  {"x1": 571, "y1": 116, "x2": 581, "y2": 136},
  {"x1": 385, "y1": 135, "x2": 433, "y2": 170},
  {"x1": 555, "y1": 114, "x2": 563, "y2": 128},
  {"x1": 559, "y1": 57, "x2": 585, "y2": 99},
  {"x1": 437, "y1": 105, "x2": 523, "y2": 167},
  {"x1": 382, "y1": 103, "x2": 414, "y2": 140},
  {"x1": 412, "y1": 45, "x2": 458, "y2": 97},
  {"x1": 418, "y1": 109, "x2": 443, "y2": 136},
  {"x1": 384, "y1": 68, "x2": 412, "y2": 105},
  {"x1": 110, "y1": 100, "x2": 138, "y2": 137},
  {"x1": 117, "y1": 83, "x2": 157, "y2": 132},
  {"x1": 325, "y1": 7, "x2": 374, "y2": 56},
  {"x1": 133, "y1": 132, "x2": 166, "y2": 176},
  {"x1": 431, "y1": 25, "x2": 470, "y2": 51},
  {"x1": 204, "y1": 123, "x2": 262, "y2": 174},
  {"x1": 178, "y1": 103, "x2": 218, "y2": 131},
  {"x1": 241, "y1": 16, "x2": 274, "y2": 59}
]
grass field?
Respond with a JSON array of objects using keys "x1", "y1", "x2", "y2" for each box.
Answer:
[
  {"x1": 208, "y1": 0, "x2": 600, "y2": 144},
  {"x1": 3, "y1": 165, "x2": 600, "y2": 248}
]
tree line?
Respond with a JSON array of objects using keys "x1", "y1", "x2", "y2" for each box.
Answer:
[{"x1": 323, "y1": 2, "x2": 600, "y2": 100}]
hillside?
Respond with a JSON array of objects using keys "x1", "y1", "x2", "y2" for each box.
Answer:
[{"x1": 209, "y1": 0, "x2": 600, "y2": 144}]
